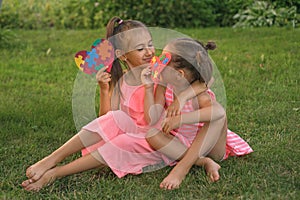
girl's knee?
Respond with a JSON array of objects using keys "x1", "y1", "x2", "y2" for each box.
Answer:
[
  {"x1": 209, "y1": 152, "x2": 225, "y2": 162},
  {"x1": 91, "y1": 151, "x2": 106, "y2": 165},
  {"x1": 146, "y1": 128, "x2": 161, "y2": 143}
]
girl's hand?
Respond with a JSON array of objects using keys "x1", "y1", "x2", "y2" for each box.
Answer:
[
  {"x1": 141, "y1": 66, "x2": 153, "y2": 87},
  {"x1": 166, "y1": 81, "x2": 208, "y2": 117},
  {"x1": 166, "y1": 98, "x2": 181, "y2": 118},
  {"x1": 162, "y1": 115, "x2": 181, "y2": 134},
  {"x1": 96, "y1": 66, "x2": 111, "y2": 90}
]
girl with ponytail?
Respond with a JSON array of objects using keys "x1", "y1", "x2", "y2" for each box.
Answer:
[
  {"x1": 21, "y1": 16, "x2": 164, "y2": 192},
  {"x1": 142, "y1": 38, "x2": 253, "y2": 190}
]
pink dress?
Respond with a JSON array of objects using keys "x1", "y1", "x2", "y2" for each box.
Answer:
[
  {"x1": 81, "y1": 80, "x2": 164, "y2": 178},
  {"x1": 165, "y1": 86, "x2": 253, "y2": 160},
  {"x1": 81, "y1": 81, "x2": 253, "y2": 178}
]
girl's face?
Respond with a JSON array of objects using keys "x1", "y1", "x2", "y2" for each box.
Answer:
[
  {"x1": 123, "y1": 30, "x2": 155, "y2": 68},
  {"x1": 161, "y1": 48, "x2": 190, "y2": 88},
  {"x1": 160, "y1": 50, "x2": 180, "y2": 85}
]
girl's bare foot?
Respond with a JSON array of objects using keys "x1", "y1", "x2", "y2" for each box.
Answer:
[
  {"x1": 25, "y1": 156, "x2": 57, "y2": 182},
  {"x1": 204, "y1": 158, "x2": 221, "y2": 182},
  {"x1": 159, "y1": 168, "x2": 187, "y2": 190},
  {"x1": 22, "y1": 168, "x2": 57, "y2": 192}
]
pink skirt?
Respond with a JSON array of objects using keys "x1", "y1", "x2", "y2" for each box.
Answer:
[
  {"x1": 81, "y1": 110, "x2": 253, "y2": 177},
  {"x1": 81, "y1": 110, "x2": 168, "y2": 178}
]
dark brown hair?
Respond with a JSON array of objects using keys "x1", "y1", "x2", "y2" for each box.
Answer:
[{"x1": 166, "y1": 38, "x2": 216, "y2": 85}]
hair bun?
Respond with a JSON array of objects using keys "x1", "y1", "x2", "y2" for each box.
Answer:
[{"x1": 205, "y1": 41, "x2": 216, "y2": 50}]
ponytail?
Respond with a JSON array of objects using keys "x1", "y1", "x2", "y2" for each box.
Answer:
[
  {"x1": 106, "y1": 16, "x2": 123, "y2": 39},
  {"x1": 205, "y1": 41, "x2": 216, "y2": 51}
]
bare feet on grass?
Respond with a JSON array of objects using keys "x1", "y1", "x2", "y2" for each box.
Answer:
[
  {"x1": 160, "y1": 158, "x2": 221, "y2": 190},
  {"x1": 22, "y1": 168, "x2": 57, "y2": 192},
  {"x1": 25, "y1": 156, "x2": 57, "y2": 182},
  {"x1": 204, "y1": 158, "x2": 221, "y2": 182},
  {"x1": 159, "y1": 168, "x2": 187, "y2": 190}
]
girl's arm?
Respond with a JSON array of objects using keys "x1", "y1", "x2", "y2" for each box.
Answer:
[
  {"x1": 181, "y1": 93, "x2": 225, "y2": 124},
  {"x1": 142, "y1": 66, "x2": 166, "y2": 125},
  {"x1": 98, "y1": 86, "x2": 111, "y2": 116},
  {"x1": 166, "y1": 80, "x2": 208, "y2": 117},
  {"x1": 96, "y1": 67, "x2": 116, "y2": 116},
  {"x1": 163, "y1": 93, "x2": 227, "y2": 181},
  {"x1": 162, "y1": 92, "x2": 225, "y2": 133}
]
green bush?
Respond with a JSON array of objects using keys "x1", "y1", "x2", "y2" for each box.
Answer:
[
  {"x1": 62, "y1": 0, "x2": 219, "y2": 28},
  {"x1": 0, "y1": 0, "x2": 298, "y2": 29},
  {"x1": 0, "y1": 27, "x2": 17, "y2": 48},
  {"x1": 233, "y1": 1, "x2": 298, "y2": 28},
  {"x1": 213, "y1": 0, "x2": 255, "y2": 27},
  {"x1": 0, "y1": 0, "x2": 233, "y2": 29},
  {"x1": 0, "y1": 0, "x2": 63, "y2": 29}
]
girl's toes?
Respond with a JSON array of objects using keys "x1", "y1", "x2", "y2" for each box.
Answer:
[
  {"x1": 30, "y1": 174, "x2": 41, "y2": 182},
  {"x1": 160, "y1": 182, "x2": 168, "y2": 190},
  {"x1": 26, "y1": 168, "x2": 35, "y2": 178},
  {"x1": 212, "y1": 173, "x2": 220, "y2": 182},
  {"x1": 21, "y1": 179, "x2": 32, "y2": 188}
]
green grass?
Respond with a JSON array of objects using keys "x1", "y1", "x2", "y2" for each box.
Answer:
[{"x1": 0, "y1": 27, "x2": 299, "y2": 199}]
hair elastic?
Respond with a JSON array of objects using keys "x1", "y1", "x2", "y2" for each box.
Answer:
[{"x1": 118, "y1": 19, "x2": 123, "y2": 24}]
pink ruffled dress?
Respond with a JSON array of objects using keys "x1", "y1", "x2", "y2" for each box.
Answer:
[
  {"x1": 164, "y1": 85, "x2": 253, "y2": 160},
  {"x1": 81, "y1": 80, "x2": 164, "y2": 178},
  {"x1": 81, "y1": 80, "x2": 253, "y2": 178}
]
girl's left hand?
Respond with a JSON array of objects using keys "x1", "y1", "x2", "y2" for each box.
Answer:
[
  {"x1": 141, "y1": 66, "x2": 153, "y2": 86},
  {"x1": 161, "y1": 115, "x2": 181, "y2": 134},
  {"x1": 165, "y1": 98, "x2": 181, "y2": 118},
  {"x1": 96, "y1": 66, "x2": 111, "y2": 90}
]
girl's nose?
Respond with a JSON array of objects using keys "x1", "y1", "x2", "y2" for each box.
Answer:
[{"x1": 145, "y1": 47, "x2": 154, "y2": 56}]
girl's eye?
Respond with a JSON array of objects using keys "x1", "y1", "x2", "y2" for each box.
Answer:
[
  {"x1": 136, "y1": 44, "x2": 153, "y2": 51},
  {"x1": 148, "y1": 44, "x2": 154, "y2": 49}
]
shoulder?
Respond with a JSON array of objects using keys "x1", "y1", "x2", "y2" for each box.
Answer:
[{"x1": 192, "y1": 92, "x2": 214, "y2": 109}]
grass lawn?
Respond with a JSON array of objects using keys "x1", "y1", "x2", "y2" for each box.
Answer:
[{"x1": 0, "y1": 27, "x2": 299, "y2": 199}]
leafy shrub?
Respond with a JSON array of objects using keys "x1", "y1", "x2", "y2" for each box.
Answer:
[
  {"x1": 75, "y1": 0, "x2": 219, "y2": 28},
  {"x1": 0, "y1": 27, "x2": 17, "y2": 48},
  {"x1": 213, "y1": 0, "x2": 255, "y2": 27},
  {"x1": 0, "y1": 0, "x2": 219, "y2": 29},
  {"x1": 0, "y1": 0, "x2": 63, "y2": 29},
  {"x1": 275, "y1": 6, "x2": 298, "y2": 27},
  {"x1": 0, "y1": 0, "x2": 298, "y2": 29},
  {"x1": 233, "y1": 1, "x2": 298, "y2": 28}
]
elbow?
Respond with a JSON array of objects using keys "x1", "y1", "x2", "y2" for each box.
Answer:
[
  {"x1": 145, "y1": 118, "x2": 157, "y2": 126},
  {"x1": 219, "y1": 106, "x2": 226, "y2": 119},
  {"x1": 144, "y1": 114, "x2": 156, "y2": 126},
  {"x1": 146, "y1": 128, "x2": 161, "y2": 148},
  {"x1": 144, "y1": 115, "x2": 152, "y2": 125},
  {"x1": 144, "y1": 105, "x2": 163, "y2": 126},
  {"x1": 214, "y1": 102, "x2": 226, "y2": 120}
]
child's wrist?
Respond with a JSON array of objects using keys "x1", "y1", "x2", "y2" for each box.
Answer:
[
  {"x1": 100, "y1": 87, "x2": 110, "y2": 95},
  {"x1": 144, "y1": 83, "x2": 154, "y2": 90},
  {"x1": 177, "y1": 93, "x2": 187, "y2": 103}
]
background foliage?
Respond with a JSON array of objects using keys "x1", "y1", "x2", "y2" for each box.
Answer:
[
  {"x1": 0, "y1": 0, "x2": 299, "y2": 29},
  {"x1": 233, "y1": 1, "x2": 298, "y2": 27}
]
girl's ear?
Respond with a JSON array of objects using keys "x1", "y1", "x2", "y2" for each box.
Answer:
[
  {"x1": 115, "y1": 49, "x2": 127, "y2": 61},
  {"x1": 176, "y1": 69, "x2": 185, "y2": 80}
]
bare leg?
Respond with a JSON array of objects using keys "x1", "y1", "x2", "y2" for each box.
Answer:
[
  {"x1": 147, "y1": 116, "x2": 226, "y2": 190},
  {"x1": 146, "y1": 128, "x2": 187, "y2": 161},
  {"x1": 146, "y1": 127, "x2": 221, "y2": 169},
  {"x1": 203, "y1": 157, "x2": 221, "y2": 182},
  {"x1": 24, "y1": 130, "x2": 103, "y2": 182},
  {"x1": 22, "y1": 150, "x2": 106, "y2": 192},
  {"x1": 161, "y1": 116, "x2": 226, "y2": 190},
  {"x1": 207, "y1": 118, "x2": 227, "y2": 161}
]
